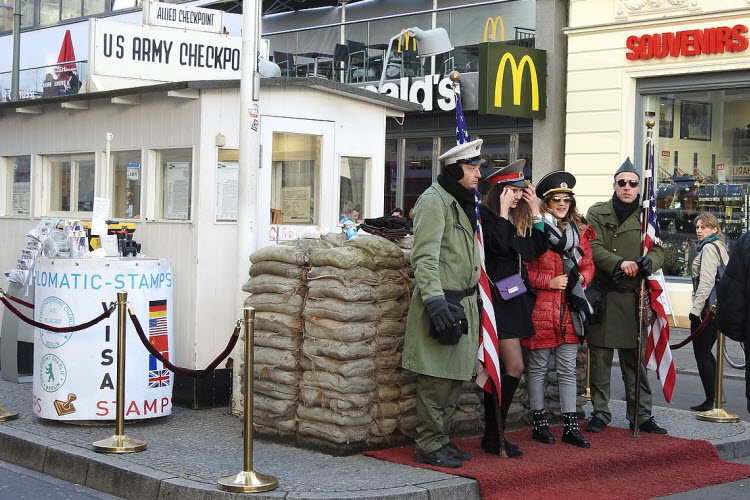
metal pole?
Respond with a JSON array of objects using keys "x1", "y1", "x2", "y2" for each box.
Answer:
[
  {"x1": 696, "y1": 329, "x2": 740, "y2": 423},
  {"x1": 11, "y1": 0, "x2": 22, "y2": 100},
  {"x1": 234, "y1": 0, "x2": 261, "y2": 330},
  {"x1": 218, "y1": 306, "x2": 278, "y2": 492},
  {"x1": 92, "y1": 292, "x2": 147, "y2": 453}
]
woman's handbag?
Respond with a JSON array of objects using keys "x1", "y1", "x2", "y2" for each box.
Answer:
[{"x1": 494, "y1": 255, "x2": 527, "y2": 300}]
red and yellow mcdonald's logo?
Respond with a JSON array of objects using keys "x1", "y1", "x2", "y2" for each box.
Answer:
[
  {"x1": 483, "y1": 16, "x2": 505, "y2": 42},
  {"x1": 397, "y1": 28, "x2": 417, "y2": 52},
  {"x1": 478, "y1": 42, "x2": 547, "y2": 119}
]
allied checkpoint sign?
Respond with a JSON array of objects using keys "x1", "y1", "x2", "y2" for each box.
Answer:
[
  {"x1": 142, "y1": 0, "x2": 224, "y2": 34},
  {"x1": 88, "y1": 17, "x2": 241, "y2": 83},
  {"x1": 33, "y1": 258, "x2": 174, "y2": 421}
]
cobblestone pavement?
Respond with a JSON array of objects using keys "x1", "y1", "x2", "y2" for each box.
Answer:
[{"x1": 1, "y1": 366, "x2": 748, "y2": 499}]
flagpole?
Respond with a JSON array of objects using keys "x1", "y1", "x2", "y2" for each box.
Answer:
[
  {"x1": 634, "y1": 112, "x2": 656, "y2": 438},
  {"x1": 10, "y1": 0, "x2": 21, "y2": 100}
]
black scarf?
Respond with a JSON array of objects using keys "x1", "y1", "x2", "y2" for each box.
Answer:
[
  {"x1": 437, "y1": 174, "x2": 477, "y2": 231},
  {"x1": 612, "y1": 193, "x2": 641, "y2": 225}
]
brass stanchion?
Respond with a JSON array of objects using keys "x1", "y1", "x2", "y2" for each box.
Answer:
[
  {"x1": 585, "y1": 347, "x2": 591, "y2": 401},
  {"x1": 92, "y1": 292, "x2": 147, "y2": 453},
  {"x1": 696, "y1": 329, "x2": 739, "y2": 423},
  {"x1": 0, "y1": 405, "x2": 19, "y2": 422},
  {"x1": 218, "y1": 306, "x2": 278, "y2": 493}
]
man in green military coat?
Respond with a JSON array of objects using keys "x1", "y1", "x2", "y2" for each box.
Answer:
[
  {"x1": 402, "y1": 139, "x2": 483, "y2": 468},
  {"x1": 585, "y1": 158, "x2": 668, "y2": 435}
]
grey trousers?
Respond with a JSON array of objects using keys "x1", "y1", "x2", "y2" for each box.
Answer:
[
  {"x1": 527, "y1": 343, "x2": 579, "y2": 414},
  {"x1": 415, "y1": 374, "x2": 464, "y2": 454}
]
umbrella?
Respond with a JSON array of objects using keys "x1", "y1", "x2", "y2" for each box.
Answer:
[{"x1": 54, "y1": 30, "x2": 77, "y2": 81}]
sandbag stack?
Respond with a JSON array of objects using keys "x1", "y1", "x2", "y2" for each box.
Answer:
[
  {"x1": 241, "y1": 245, "x2": 310, "y2": 437},
  {"x1": 297, "y1": 236, "x2": 409, "y2": 450}
]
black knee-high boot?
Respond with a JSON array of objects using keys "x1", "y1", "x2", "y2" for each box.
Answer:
[
  {"x1": 499, "y1": 375, "x2": 522, "y2": 457},
  {"x1": 481, "y1": 376, "x2": 522, "y2": 457}
]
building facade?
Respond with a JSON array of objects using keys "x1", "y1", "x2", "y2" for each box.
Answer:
[{"x1": 565, "y1": 0, "x2": 750, "y2": 321}]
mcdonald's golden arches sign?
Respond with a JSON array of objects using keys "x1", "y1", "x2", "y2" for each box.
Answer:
[{"x1": 478, "y1": 42, "x2": 547, "y2": 119}]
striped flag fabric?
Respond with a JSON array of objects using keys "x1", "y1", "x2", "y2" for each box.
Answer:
[
  {"x1": 148, "y1": 300, "x2": 171, "y2": 388},
  {"x1": 642, "y1": 139, "x2": 676, "y2": 403},
  {"x1": 453, "y1": 80, "x2": 500, "y2": 395}
]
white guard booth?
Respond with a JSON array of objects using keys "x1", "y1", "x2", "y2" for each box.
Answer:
[{"x1": 33, "y1": 257, "x2": 174, "y2": 421}]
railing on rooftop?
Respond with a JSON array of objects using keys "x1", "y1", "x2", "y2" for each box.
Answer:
[{"x1": 0, "y1": 60, "x2": 88, "y2": 102}]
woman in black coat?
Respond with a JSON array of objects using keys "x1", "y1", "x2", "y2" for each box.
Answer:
[{"x1": 479, "y1": 160, "x2": 547, "y2": 457}]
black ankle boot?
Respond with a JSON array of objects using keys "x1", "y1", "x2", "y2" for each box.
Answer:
[
  {"x1": 532, "y1": 410, "x2": 555, "y2": 444},
  {"x1": 562, "y1": 413, "x2": 590, "y2": 448}
]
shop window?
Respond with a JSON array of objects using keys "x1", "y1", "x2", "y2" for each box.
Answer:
[
  {"x1": 5, "y1": 156, "x2": 31, "y2": 216},
  {"x1": 649, "y1": 88, "x2": 750, "y2": 278},
  {"x1": 383, "y1": 139, "x2": 398, "y2": 214},
  {"x1": 403, "y1": 137, "x2": 434, "y2": 215},
  {"x1": 111, "y1": 150, "x2": 141, "y2": 220},
  {"x1": 216, "y1": 149, "x2": 239, "y2": 222},
  {"x1": 339, "y1": 157, "x2": 370, "y2": 222},
  {"x1": 270, "y1": 132, "x2": 320, "y2": 225},
  {"x1": 155, "y1": 148, "x2": 192, "y2": 221},
  {"x1": 83, "y1": 0, "x2": 105, "y2": 16},
  {"x1": 47, "y1": 155, "x2": 95, "y2": 214}
]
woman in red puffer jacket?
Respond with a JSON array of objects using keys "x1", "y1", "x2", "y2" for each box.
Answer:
[{"x1": 521, "y1": 171, "x2": 595, "y2": 449}]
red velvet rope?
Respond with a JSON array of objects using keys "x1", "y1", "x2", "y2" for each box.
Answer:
[
  {"x1": 7, "y1": 294, "x2": 34, "y2": 310},
  {"x1": 0, "y1": 296, "x2": 116, "y2": 333},
  {"x1": 128, "y1": 309, "x2": 240, "y2": 378},
  {"x1": 670, "y1": 311, "x2": 713, "y2": 350}
]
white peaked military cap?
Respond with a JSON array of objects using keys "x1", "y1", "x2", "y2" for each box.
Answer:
[{"x1": 438, "y1": 139, "x2": 486, "y2": 166}]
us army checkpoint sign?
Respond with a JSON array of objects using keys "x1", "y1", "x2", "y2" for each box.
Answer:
[{"x1": 33, "y1": 258, "x2": 174, "y2": 421}]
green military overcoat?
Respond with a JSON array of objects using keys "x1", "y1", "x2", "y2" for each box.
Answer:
[
  {"x1": 402, "y1": 183, "x2": 480, "y2": 381},
  {"x1": 586, "y1": 199, "x2": 664, "y2": 349}
]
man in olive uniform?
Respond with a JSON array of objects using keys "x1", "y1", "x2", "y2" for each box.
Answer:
[
  {"x1": 585, "y1": 158, "x2": 668, "y2": 434},
  {"x1": 402, "y1": 139, "x2": 483, "y2": 468}
]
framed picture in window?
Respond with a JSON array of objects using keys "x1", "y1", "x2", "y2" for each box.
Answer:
[
  {"x1": 680, "y1": 100, "x2": 712, "y2": 141},
  {"x1": 658, "y1": 97, "x2": 674, "y2": 138}
]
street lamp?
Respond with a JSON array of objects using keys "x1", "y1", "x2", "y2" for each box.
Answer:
[{"x1": 378, "y1": 27, "x2": 453, "y2": 90}]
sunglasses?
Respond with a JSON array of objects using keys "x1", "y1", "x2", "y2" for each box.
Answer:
[
  {"x1": 616, "y1": 179, "x2": 640, "y2": 188},
  {"x1": 550, "y1": 196, "x2": 573, "y2": 204}
]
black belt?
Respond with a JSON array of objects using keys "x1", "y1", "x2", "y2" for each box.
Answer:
[{"x1": 444, "y1": 287, "x2": 477, "y2": 300}]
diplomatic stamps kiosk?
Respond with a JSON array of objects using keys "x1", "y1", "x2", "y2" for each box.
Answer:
[{"x1": 33, "y1": 258, "x2": 174, "y2": 421}]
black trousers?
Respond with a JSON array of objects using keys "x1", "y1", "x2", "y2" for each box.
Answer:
[{"x1": 691, "y1": 315, "x2": 717, "y2": 402}]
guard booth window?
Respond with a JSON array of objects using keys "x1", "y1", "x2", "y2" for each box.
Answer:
[
  {"x1": 340, "y1": 157, "x2": 370, "y2": 221},
  {"x1": 5, "y1": 156, "x2": 31, "y2": 216},
  {"x1": 47, "y1": 154, "x2": 95, "y2": 214},
  {"x1": 111, "y1": 150, "x2": 141, "y2": 220},
  {"x1": 271, "y1": 132, "x2": 321, "y2": 225},
  {"x1": 155, "y1": 148, "x2": 192, "y2": 221}
]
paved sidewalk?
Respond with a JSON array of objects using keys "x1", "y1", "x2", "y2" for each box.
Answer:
[{"x1": 1, "y1": 377, "x2": 749, "y2": 500}]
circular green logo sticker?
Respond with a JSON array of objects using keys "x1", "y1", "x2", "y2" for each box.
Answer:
[{"x1": 40, "y1": 354, "x2": 67, "y2": 393}]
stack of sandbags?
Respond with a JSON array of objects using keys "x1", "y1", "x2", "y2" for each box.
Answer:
[
  {"x1": 240, "y1": 244, "x2": 310, "y2": 437},
  {"x1": 450, "y1": 381, "x2": 484, "y2": 436},
  {"x1": 297, "y1": 235, "x2": 409, "y2": 450}
]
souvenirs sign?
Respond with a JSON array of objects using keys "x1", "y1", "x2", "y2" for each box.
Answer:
[{"x1": 33, "y1": 258, "x2": 174, "y2": 421}]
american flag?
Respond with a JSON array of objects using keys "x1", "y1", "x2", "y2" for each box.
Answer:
[
  {"x1": 148, "y1": 300, "x2": 171, "y2": 388},
  {"x1": 453, "y1": 81, "x2": 500, "y2": 395},
  {"x1": 641, "y1": 138, "x2": 676, "y2": 402}
]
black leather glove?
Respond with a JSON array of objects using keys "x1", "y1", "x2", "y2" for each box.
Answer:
[
  {"x1": 636, "y1": 256, "x2": 652, "y2": 277},
  {"x1": 423, "y1": 296, "x2": 455, "y2": 331},
  {"x1": 689, "y1": 313, "x2": 701, "y2": 324}
]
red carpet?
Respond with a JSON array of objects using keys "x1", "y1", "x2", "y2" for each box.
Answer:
[{"x1": 364, "y1": 425, "x2": 750, "y2": 500}]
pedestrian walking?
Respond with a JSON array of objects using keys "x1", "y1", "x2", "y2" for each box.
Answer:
[
  {"x1": 688, "y1": 214, "x2": 729, "y2": 412},
  {"x1": 478, "y1": 159, "x2": 547, "y2": 458},
  {"x1": 401, "y1": 139, "x2": 484, "y2": 468},
  {"x1": 585, "y1": 158, "x2": 668, "y2": 434},
  {"x1": 522, "y1": 171, "x2": 594, "y2": 448}
]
